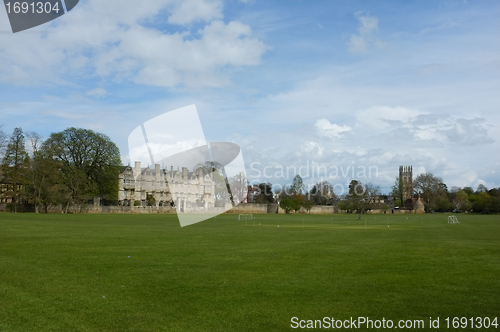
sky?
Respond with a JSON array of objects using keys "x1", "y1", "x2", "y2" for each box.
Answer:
[{"x1": 0, "y1": 0, "x2": 499, "y2": 195}]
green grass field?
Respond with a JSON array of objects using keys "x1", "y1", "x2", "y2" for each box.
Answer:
[{"x1": 1, "y1": 212, "x2": 499, "y2": 331}]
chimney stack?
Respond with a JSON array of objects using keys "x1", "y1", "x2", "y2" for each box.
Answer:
[
  {"x1": 135, "y1": 161, "x2": 141, "y2": 179},
  {"x1": 182, "y1": 167, "x2": 188, "y2": 178}
]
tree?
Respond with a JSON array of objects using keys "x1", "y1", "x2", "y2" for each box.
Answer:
[
  {"x1": 303, "y1": 200, "x2": 313, "y2": 213},
  {"x1": 276, "y1": 184, "x2": 292, "y2": 202},
  {"x1": 254, "y1": 182, "x2": 274, "y2": 204},
  {"x1": 291, "y1": 198, "x2": 301, "y2": 214},
  {"x1": 337, "y1": 200, "x2": 351, "y2": 213},
  {"x1": 1, "y1": 127, "x2": 29, "y2": 212},
  {"x1": 279, "y1": 198, "x2": 294, "y2": 214},
  {"x1": 228, "y1": 171, "x2": 247, "y2": 204},
  {"x1": 41, "y1": 128, "x2": 121, "y2": 208},
  {"x1": 488, "y1": 189, "x2": 500, "y2": 214},
  {"x1": 413, "y1": 173, "x2": 448, "y2": 211},
  {"x1": 195, "y1": 161, "x2": 231, "y2": 207},
  {"x1": 391, "y1": 176, "x2": 405, "y2": 208},
  {"x1": 476, "y1": 184, "x2": 488, "y2": 194},
  {"x1": 24, "y1": 132, "x2": 61, "y2": 213},
  {"x1": 0, "y1": 124, "x2": 7, "y2": 161},
  {"x1": 290, "y1": 174, "x2": 304, "y2": 195},
  {"x1": 146, "y1": 193, "x2": 156, "y2": 206},
  {"x1": 455, "y1": 189, "x2": 470, "y2": 212},
  {"x1": 472, "y1": 191, "x2": 491, "y2": 213},
  {"x1": 463, "y1": 187, "x2": 474, "y2": 196},
  {"x1": 437, "y1": 197, "x2": 452, "y2": 212},
  {"x1": 346, "y1": 180, "x2": 380, "y2": 220},
  {"x1": 309, "y1": 180, "x2": 335, "y2": 205}
]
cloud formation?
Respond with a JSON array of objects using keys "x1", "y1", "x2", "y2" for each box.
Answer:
[
  {"x1": 315, "y1": 119, "x2": 352, "y2": 139},
  {"x1": 0, "y1": 0, "x2": 266, "y2": 88},
  {"x1": 167, "y1": 0, "x2": 223, "y2": 25},
  {"x1": 348, "y1": 11, "x2": 382, "y2": 54}
]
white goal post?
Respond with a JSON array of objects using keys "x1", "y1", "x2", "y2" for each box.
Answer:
[
  {"x1": 448, "y1": 215, "x2": 459, "y2": 224},
  {"x1": 238, "y1": 214, "x2": 254, "y2": 221}
]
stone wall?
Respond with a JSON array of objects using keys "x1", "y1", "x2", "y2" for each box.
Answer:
[
  {"x1": 42, "y1": 205, "x2": 178, "y2": 214},
  {"x1": 0, "y1": 202, "x2": 412, "y2": 215},
  {"x1": 277, "y1": 205, "x2": 339, "y2": 214},
  {"x1": 225, "y1": 203, "x2": 268, "y2": 214}
]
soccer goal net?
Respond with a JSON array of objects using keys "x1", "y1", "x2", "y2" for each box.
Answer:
[
  {"x1": 238, "y1": 214, "x2": 254, "y2": 221},
  {"x1": 448, "y1": 215, "x2": 459, "y2": 224}
]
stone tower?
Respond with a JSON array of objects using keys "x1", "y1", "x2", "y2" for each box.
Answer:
[{"x1": 399, "y1": 165, "x2": 413, "y2": 199}]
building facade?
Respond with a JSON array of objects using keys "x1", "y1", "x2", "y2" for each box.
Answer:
[{"x1": 118, "y1": 161, "x2": 215, "y2": 210}]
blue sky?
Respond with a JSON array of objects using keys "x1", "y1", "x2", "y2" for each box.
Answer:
[{"x1": 1, "y1": 0, "x2": 499, "y2": 194}]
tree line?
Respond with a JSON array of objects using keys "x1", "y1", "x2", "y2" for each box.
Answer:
[
  {"x1": 391, "y1": 173, "x2": 500, "y2": 214},
  {"x1": 250, "y1": 173, "x2": 500, "y2": 215},
  {"x1": 0, "y1": 126, "x2": 121, "y2": 212},
  {"x1": 1, "y1": 125, "x2": 498, "y2": 215}
]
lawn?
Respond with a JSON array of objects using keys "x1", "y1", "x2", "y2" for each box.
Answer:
[{"x1": 1, "y1": 212, "x2": 499, "y2": 331}]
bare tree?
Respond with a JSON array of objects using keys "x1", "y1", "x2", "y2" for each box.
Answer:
[
  {"x1": 391, "y1": 176, "x2": 405, "y2": 207},
  {"x1": 413, "y1": 172, "x2": 447, "y2": 211},
  {"x1": 25, "y1": 132, "x2": 48, "y2": 213},
  {"x1": 0, "y1": 124, "x2": 7, "y2": 162},
  {"x1": 347, "y1": 180, "x2": 381, "y2": 220},
  {"x1": 1, "y1": 127, "x2": 29, "y2": 212},
  {"x1": 228, "y1": 171, "x2": 248, "y2": 205}
]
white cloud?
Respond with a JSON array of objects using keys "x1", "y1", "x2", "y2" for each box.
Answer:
[
  {"x1": 356, "y1": 106, "x2": 420, "y2": 131},
  {"x1": 348, "y1": 12, "x2": 382, "y2": 54},
  {"x1": 0, "y1": 0, "x2": 266, "y2": 88},
  {"x1": 87, "y1": 88, "x2": 108, "y2": 98},
  {"x1": 301, "y1": 141, "x2": 324, "y2": 156},
  {"x1": 168, "y1": 0, "x2": 223, "y2": 25},
  {"x1": 315, "y1": 119, "x2": 352, "y2": 139}
]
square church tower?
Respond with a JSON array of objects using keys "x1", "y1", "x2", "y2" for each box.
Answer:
[{"x1": 399, "y1": 165, "x2": 413, "y2": 199}]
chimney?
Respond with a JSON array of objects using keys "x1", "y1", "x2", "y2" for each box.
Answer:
[
  {"x1": 182, "y1": 167, "x2": 187, "y2": 178},
  {"x1": 198, "y1": 167, "x2": 203, "y2": 178},
  {"x1": 134, "y1": 161, "x2": 141, "y2": 179},
  {"x1": 171, "y1": 166, "x2": 173, "y2": 177},
  {"x1": 155, "y1": 164, "x2": 160, "y2": 176}
]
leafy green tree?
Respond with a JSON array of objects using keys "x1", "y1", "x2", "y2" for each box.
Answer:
[
  {"x1": 42, "y1": 127, "x2": 121, "y2": 207},
  {"x1": 337, "y1": 200, "x2": 351, "y2": 212},
  {"x1": 146, "y1": 193, "x2": 156, "y2": 206},
  {"x1": 1, "y1": 127, "x2": 29, "y2": 212},
  {"x1": 472, "y1": 192, "x2": 491, "y2": 213},
  {"x1": 291, "y1": 198, "x2": 301, "y2": 214},
  {"x1": 488, "y1": 191, "x2": 500, "y2": 214},
  {"x1": 254, "y1": 183, "x2": 274, "y2": 204},
  {"x1": 455, "y1": 189, "x2": 470, "y2": 212},
  {"x1": 24, "y1": 132, "x2": 67, "y2": 213},
  {"x1": 462, "y1": 187, "x2": 474, "y2": 195},
  {"x1": 303, "y1": 200, "x2": 313, "y2": 213},
  {"x1": 437, "y1": 197, "x2": 452, "y2": 212},
  {"x1": 279, "y1": 198, "x2": 294, "y2": 214}
]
